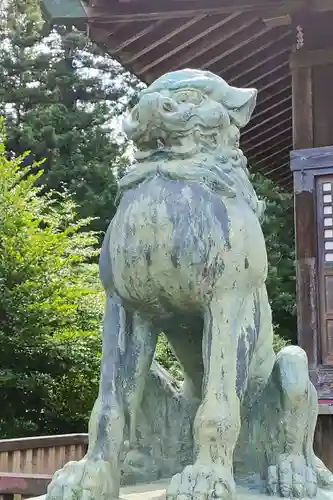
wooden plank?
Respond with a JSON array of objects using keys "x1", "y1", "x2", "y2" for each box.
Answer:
[
  {"x1": 107, "y1": 20, "x2": 165, "y2": 55},
  {"x1": 86, "y1": 0, "x2": 333, "y2": 21},
  {"x1": 246, "y1": 60, "x2": 289, "y2": 87},
  {"x1": 221, "y1": 28, "x2": 292, "y2": 77},
  {"x1": 255, "y1": 84, "x2": 291, "y2": 113},
  {"x1": 242, "y1": 117, "x2": 291, "y2": 147},
  {"x1": 247, "y1": 139, "x2": 291, "y2": 163},
  {"x1": 263, "y1": 14, "x2": 291, "y2": 27},
  {"x1": 291, "y1": 47, "x2": 333, "y2": 69},
  {"x1": 256, "y1": 148, "x2": 291, "y2": 168},
  {"x1": 201, "y1": 25, "x2": 272, "y2": 71},
  {"x1": 136, "y1": 13, "x2": 242, "y2": 75},
  {"x1": 314, "y1": 415, "x2": 333, "y2": 471},
  {"x1": 229, "y1": 47, "x2": 290, "y2": 86},
  {"x1": 313, "y1": 64, "x2": 333, "y2": 147},
  {"x1": 245, "y1": 129, "x2": 292, "y2": 158},
  {"x1": 0, "y1": 473, "x2": 52, "y2": 498},
  {"x1": 0, "y1": 435, "x2": 88, "y2": 453},
  {"x1": 117, "y1": 0, "x2": 333, "y2": 14},
  {"x1": 83, "y1": 0, "x2": 305, "y2": 22},
  {"x1": 291, "y1": 65, "x2": 313, "y2": 149},
  {"x1": 293, "y1": 167, "x2": 319, "y2": 369},
  {"x1": 243, "y1": 105, "x2": 292, "y2": 137},
  {"x1": 291, "y1": 146, "x2": 333, "y2": 171},
  {"x1": 155, "y1": 13, "x2": 258, "y2": 72},
  {"x1": 260, "y1": 152, "x2": 291, "y2": 173},
  {"x1": 125, "y1": 15, "x2": 206, "y2": 63}
]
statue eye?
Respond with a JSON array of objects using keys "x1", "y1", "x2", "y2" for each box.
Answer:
[
  {"x1": 175, "y1": 90, "x2": 204, "y2": 105},
  {"x1": 175, "y1": 92, "x2": 188, "y2": 103}
]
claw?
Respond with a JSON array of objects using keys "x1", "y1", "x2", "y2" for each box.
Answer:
[
  {"x1": 45, "y1": 458, "x2": 118, "y2": 500},
  {"x1": 166, "y1": 464, "x2": 235, "y2": 500},
  {"x1": 267, "y1": 455, "x2": 318, "y2": 499}
]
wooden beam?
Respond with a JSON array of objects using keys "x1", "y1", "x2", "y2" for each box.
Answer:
[
  {"x1": 273, "y1": 163, "x2": 291, "y2": 179},
  {"x1": 268, "y1": 164, "x2": 292, "y2": 178},
  {"x1": 251, "y1": 94, "x2": 291, "y2": 126},
  {"x1": 125, "y1": 15, "x2": 206, "y2": 64},
  {"x1": 154, "y1": 14, "x2": 258, "y2": 72},
  {"x1": 246, "y1": 60, "x2": 289, "y2": 87},
  {"x1": 244, "y1": 104, "x2": 291, "y2": 139},
  {"x1": 242, "y1": 116, "x2": 292, "y2": 145},
  {"x1": 221, "y1": 29, "x2": 292, "y2": 76},
  {"x1": 0, "y1": 472, "x2": 52, "y2": 498},
  {"x1": 93, "y1": 21, "x2": 138, "y2": 44},
  {"x1": 136, "y1": 13, "x2": 241, "y2": 75},
  {"x1": 245, "y1": 126, "x2": 292, "y2": 156},
  {"x1": 107, "y1": 20, "x2": 165, "y2": 55},
  {"x1": 290, "y1": 47, "x2": 333, "y2": 69},
  {"x1": 247, "y1": 135, "x2": 292, "y2": 161},
  {"x1": 255, "y1": 83, "x2": 291, "y2": 110},
  {"x1": 118, "y1": 0, "x2": 333, "y2": 12},
  {"x1": 291, "y1": 64, "x2": 313, "y2": 149},
  {"x1": 243, "y1": 127, "x2": 292, "y2": 156},
  {"x1": 258, "y1": 160, "x2": 291, "y2": 179},
  {"x1": 263, "y1": 14, "x2": 291, "y2": 27},
  {"x1": 257, "y1": 149, "x2": 290, "y2": 169},
  {"x1": 279, "y1": 178, "x2": 293, "y2": 190},
  {"x1": 281, "y1": 175, "x2": 293, "y2": 185},
  {"x1": 229, "y1": 47, "x2": 290, "y2": 86},
  {"x1": 83, "y1": 0, "x2": 307, "y2": 22},
  {"x1": 41, "y1": 0, "x2": 333, "y2": 23},
  {"x1": 202, "y1": 25, "x2": 271, "y2": 70}
]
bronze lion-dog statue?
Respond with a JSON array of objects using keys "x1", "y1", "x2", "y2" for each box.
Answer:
[{"x1": 45, "y1": 69, "x2": 333, "y2": 500}]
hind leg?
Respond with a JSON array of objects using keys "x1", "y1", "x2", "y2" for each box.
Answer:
[
  {"x1": 46, "y1": 296, "x2": 157, "y2": 500},
  {"x1": 167, "y1": 292, "x2": 250, "y2": 500},
  {"x1": 263, "y1": 346, "x2": 318, "y2": 498},
  {"x1": 246, "y1": 286, "x2": 330, "y2": 497}
]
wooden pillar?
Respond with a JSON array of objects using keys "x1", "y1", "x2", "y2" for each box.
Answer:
[{"x1": 291, "y1": 9, "x2": 333, "y2": 396}]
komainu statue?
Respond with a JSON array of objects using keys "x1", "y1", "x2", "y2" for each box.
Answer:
[{"x1": 45, "y1": 69, "x2": 333, "y2": 500}]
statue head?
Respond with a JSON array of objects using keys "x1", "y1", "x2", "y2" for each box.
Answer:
[{"x1": 123, "y1": 69, "x2": 257, "y2": 155}]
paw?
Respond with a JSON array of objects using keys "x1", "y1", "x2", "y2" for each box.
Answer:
[
  {"x1": 166, "y1": 464, "x2": 236, "y2": 500},
  {"x1": 314, "y1": 456, "x2": 333, "y2": 489},
  {"x1": 46, "y1": 457, "x2": 119, "y2": 500},
  {"x1": 267, "y1": 454, "x2": 317, "y2": 498}
]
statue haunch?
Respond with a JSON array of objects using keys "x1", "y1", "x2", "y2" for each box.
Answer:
[{"x1": 45, "y1": 69, "x2": 333, "y2": 500}]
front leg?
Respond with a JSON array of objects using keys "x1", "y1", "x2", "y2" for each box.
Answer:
[
  {"x1": 167, "y1": 293, "x2": 244, "y2": 500},
  {"x1": 46, "y1": 296, "x2": 157, "y2": 500}
]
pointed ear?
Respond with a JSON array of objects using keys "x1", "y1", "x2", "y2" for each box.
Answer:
[{"x1": 223, "y1": 87, "x2": 257, "y2": 128}]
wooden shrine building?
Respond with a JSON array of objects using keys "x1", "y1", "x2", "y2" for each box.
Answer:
[{"x1": 42, "y1": 0, "x2": 333, "y2": 467}]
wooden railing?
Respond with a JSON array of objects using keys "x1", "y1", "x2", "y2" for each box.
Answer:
[{"x1": 0, "y1": 434, "x2": 87, "y2": 500}]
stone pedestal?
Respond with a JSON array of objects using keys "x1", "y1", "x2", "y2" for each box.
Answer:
[{"x1": 120, "y1": 481, "x2": 333, "y2": 500}]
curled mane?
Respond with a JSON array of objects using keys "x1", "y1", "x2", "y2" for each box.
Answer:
[
  {"x1": 117, "y1": 146, "x2": 265, "y2": 221},
  {"x1": 120, "y1": 69, "x2": 265, "y2": 220}
]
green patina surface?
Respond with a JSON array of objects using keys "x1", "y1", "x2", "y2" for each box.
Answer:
[
  {"x1": 43, "y1": 69, "x2": 333, "y2": 500},
  {"x1": 41, "y1": 0, "x2": 87, "y2": 21}
]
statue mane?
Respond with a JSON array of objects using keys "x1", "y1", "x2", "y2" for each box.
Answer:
[
  {"x1": 117, "y1": 147, "x2": 265, "y2": 221},
  {"x1": 120, "y1": 69, "x2": 265, "y2": 220}
]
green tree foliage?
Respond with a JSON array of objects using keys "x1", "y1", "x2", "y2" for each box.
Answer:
[
  {"x1": 0, "y1": 0, "x2": 140, "y2": 236},
  {"x1": 252, "y1": 173, "x2": 296, "y2": 343},
  {"x1": 0, "y1": 124, "x2": 103, "y2": 437},
  {"x1": 0, "y1": 0, "x2": 296, "y2": 436}
]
